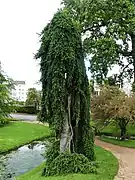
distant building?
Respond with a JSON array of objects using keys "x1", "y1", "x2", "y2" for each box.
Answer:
[
  {"x1": 93, "y1": 81, "x2": 132, "y2": 96},
  {"x1": 11, "y1": 81, "x2": 27, "y2": 101}
]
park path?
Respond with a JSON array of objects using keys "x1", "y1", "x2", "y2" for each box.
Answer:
[
  {"x1": 11, "y1": 113, "x2": 37, "y2": 121},
  {"x1": 95, "y1": 138, "x2": 135, "y2": 180}
]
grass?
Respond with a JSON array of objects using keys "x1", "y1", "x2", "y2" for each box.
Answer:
[
  {"x1": 101, "y1": 123, "x2": 135, "y2": 137},
  {"x1": 17, "y1": 145, "x2": 118, "y2": 180},
  {"x1": 0, "y1": 121, "x2": 50, "y2": 153},
  {"x1": 100, "y1": 122, "x2": 135, "y2": 148},
  {"x1": 100, "y1": 136, "x2": 135, "y2": 148}
]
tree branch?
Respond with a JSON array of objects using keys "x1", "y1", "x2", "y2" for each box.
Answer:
[
  {"x1": 117, "y1": 50, "x2": 132, "y2": 57},
  {"x1": 83, "y1": 21, "x2": 106, "y2": 33},
  {"x1": 118, "y1": 62, "x2": 132, "y2": 79}
]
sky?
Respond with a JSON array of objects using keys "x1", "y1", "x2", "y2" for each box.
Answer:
[
  {"x1": 0, "y1": 0, "x2": 130, "y2": 93},
  {"x1": 0, "y1": 0, "x2": 61, "y2": 89}
]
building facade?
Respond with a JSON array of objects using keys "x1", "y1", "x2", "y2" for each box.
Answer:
[{"x1": 11, "y1": 81, "x2": 27, "y2": 102}]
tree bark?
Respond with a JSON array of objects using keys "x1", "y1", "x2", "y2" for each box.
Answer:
[
  {"x1": 68, "y1": 94, "x2": 73, "y2": 152},
  {"x1": 118, "y1": 118, "x2": 128, "y2": 141},
  {"x1": 60, "y1": 94, "x2": 72, "y2": 153},
  {"x1": 60, "y1": 112, "x2": 70, "y2": 152},
  {"x1": 120, "y1": 126, "x2": 126, "y2": 141},
  {"x1": 131, "y1": 33, "x2": 135, "y2": 84}
]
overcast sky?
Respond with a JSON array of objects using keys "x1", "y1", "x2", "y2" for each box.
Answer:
[
  {"x1": 0, "y1": 0, "x2": 61, "y2": 89},
  {"x1": 0, "y1": 0, "x2": 123, "y2": 91}
]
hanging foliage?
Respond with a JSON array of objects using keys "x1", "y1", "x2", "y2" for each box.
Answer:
[{"x1": 36, "y1": 8, "x2": 95, "y2": 176}]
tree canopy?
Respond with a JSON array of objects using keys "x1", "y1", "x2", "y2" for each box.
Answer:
[
  {"x1": 63, "y1": 0, "x2": 135, "y2": 85},
  {"x1": 91, "y1": 85, "x2": 135, "y2": 139},
  {"x1": 25, "y1": 88, "x2": 41, "y2": 110},
  {"x1": 0, "y1": 73, "x2": 14, "y2": 126}
]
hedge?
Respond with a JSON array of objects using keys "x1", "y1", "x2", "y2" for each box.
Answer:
[{"x1": 14, "y1": 106, "x2": 39, "y2": 114}]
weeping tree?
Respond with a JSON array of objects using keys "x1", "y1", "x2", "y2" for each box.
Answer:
[{"x1": 36, "y1": 9, "x2": 95, "y2": 176}]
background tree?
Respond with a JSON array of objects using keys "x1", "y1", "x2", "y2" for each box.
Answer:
[
  {"x1": 0, "y1": 73, "x2": 14, "y2": 126},
  {"x1": 91, "y1": 85, "x2": 135, "y2": 140},
  {"x1": 63, "y1": 0, "x2": 135, "y2": 86},
  {"x1": 89, "y1": 79, "x2": 95, "y2": 94},
  {"x1": 36, "y1": 9, "x2": 95, "y2": 176},
  {"x1": 104, "y1": 76, "x2": 118, "y2": 86},
  {"x1": 25, "y1": 88, "x2": 41, "y2": 110}
]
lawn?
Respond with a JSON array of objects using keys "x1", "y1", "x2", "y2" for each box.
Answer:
[
  {"x1": 101, "y1": 123, "x2": 135, "y2": 137},
  {"x1": 0, "y1": 122, "x2": 50, "y2": 153},
  {"x1": 100, "y1": 136, "x2": 135, "y2": 148},
  {"x1": 17, "y1": 145, "x2": 118, "y2": 180}
]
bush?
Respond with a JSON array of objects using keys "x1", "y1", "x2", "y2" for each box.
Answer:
[
  {"x1": 0, "y1": 117, "x2": 18, "y2": 127},
  {"x1": 0, "y1": 117, "x2": 9, "y2": 126},
  {"x1": 44, "y1": 152, "x2": 97, "y2": 176},
  {"x1": 14, "y1": 105, "x2": 39, "y2": 114},
  {"x1": 45, "y1": 140, "x2": 60, "y2": 164}
]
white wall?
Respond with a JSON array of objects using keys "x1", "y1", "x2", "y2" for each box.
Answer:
[{"x1": 12, "y1": 83, "x2": 27, "y2": 102}]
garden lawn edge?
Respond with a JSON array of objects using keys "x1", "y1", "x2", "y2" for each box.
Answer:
[
  {"x1": 100, "y1": 136, "x2": 135, "y2": 148},
  {"x1": 0, "y1": 121, "x2": 51, "y2": 154}
]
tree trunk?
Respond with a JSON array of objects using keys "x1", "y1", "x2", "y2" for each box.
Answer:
[
  {"x1": 131, "y1": 33, "x2": 135, "y2": 84},
  {"x1": 60, "y1": 94, "x2": 72, "y2": 153},
  {"x1": 120, "y1": 126, "x2": 126, "y2": 141},
  {"x1": 118, "y1": 118, "x2": 128, "y2": 141},
  {"x1": 68, "y1": 94, "x2": 73, "y2": 152},
  {"x1": 60, "y1": 112, "x2": 70, "y2": 152}
]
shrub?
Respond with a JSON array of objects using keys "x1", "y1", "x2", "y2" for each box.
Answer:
[
  {"x1": 14, "y1": 105, "x2": 39, "y2": 114},
  {"x1": 0, "y1": 117, "x2": 18, "y2": 127},
  {"x1": 0, "y1": 117, "x2": 9, "y2": 126},
  {"x1": 45, "y1": 140, "x2": 60, "y2": 164},
  {"x1": 44, "y1": 152, "x2": 97, "y2": 176}
]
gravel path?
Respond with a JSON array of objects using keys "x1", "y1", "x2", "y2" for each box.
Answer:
[
  {"x1": 11, "y1": 113, "x2": 37, "y2": 121},
  {"x1": 95, "y1": 138, "x2": 135, "y2": 180}
]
